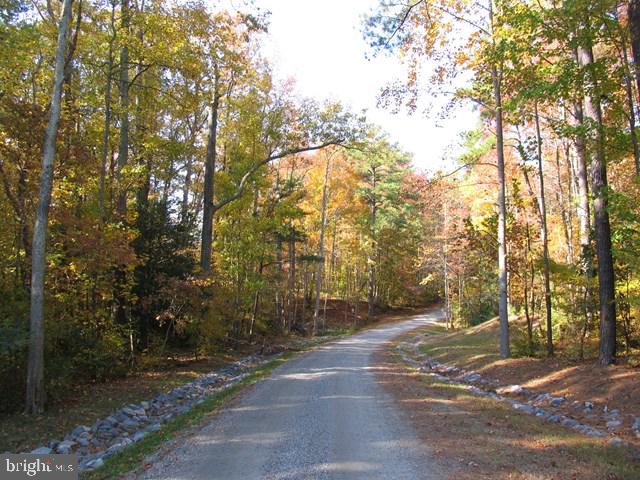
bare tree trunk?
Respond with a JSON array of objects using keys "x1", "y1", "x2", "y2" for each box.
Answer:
[
  {"x1": 492, "y1": 68, "x2": 509, "y2": 357},
  {"x1": 628, "y1": 0, "x2": 640, "y2": 100},
  {"x1": 534, "y1": 104, "x2": 554, "y2": 356},
  {"x1": 116, "y1": 0, "x2": 129, "y2": 217},
  {"x1": 367, "y1": 169, "x2": 377, "y2": 322},
  {"x1": 287, "y1": 234, "x2": 296, "y2": 331},
  {"x1": 620, "y1": 34, "x2": 640, "y2": 175},
  {"x1": 524, "y1": 221, "x2": 533, "y2": 353},
  {"x1": 354, "y1": 264, "x2": 360, "y2": 327},
  {"x1": 26, "y1": 0, "x2": 74, "y2": 414},
  {"x1": 443, "y1": 201, "x2": 451, "y2": 329},
  {"x1": 572, "y1": 94, "x2": 596, "y2": 343},
  {"x1": 200, "y1": 65, "x2": 220, "y2": 273},
  {"x1": 489, "y1": 0, "x2": 509, "y2": 358},
  {"x1": 313, "y1": 154, "x2": 331, "y2": 334},
  {"x1": 555, "y1": 143, "x2": 574, "y2": 264},
  {"x1": 577, "y1": 39, "x2": 617, "y2": 365},
  {"x1": 98, "y1": 1, "x2": 116, "y2": 220}
]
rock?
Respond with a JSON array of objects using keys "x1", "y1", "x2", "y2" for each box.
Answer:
[
  {"x1": 609, "y1": 436, "x2": 624, "y2": 446},
  {"x1": 464, "y1": 373, "x2": 482, "y2": 382},
  {"x1": 606, "y1": 420, "x2": 623, "y2": 429},
  {"x1": 582, "y1": 427, "x2": 605, "y2": 438},
  {"x1": 95, "y1": 425, "x2": 118, "y2": 439},
  {"x1": 71, "y1": 425, "x2": 90, "y2": 437},
  {"x1": 145, "y1": 423, "x2": 161, "y2": 433},
  {"x1": 550, "y1": 397, "x2": 565, "y2": 407},
  {"x1": 121, "y1": 418, "x2": 140, "y2": 433},
  {"x1": 548, "y1": 415, "x2": 562, "y2": 423},
  {"x1": 84, "y1": 458, "x2": 104, "y2": 470},
  {"x1": 584, "y1": 401, "x2": 594, "y2": 410},
  {"x1": 132, "y1": 431, "x2": 147, "y2": 442},
  {"x1": 104, "y1": 443, "x2": 123, "y2": 457},
  {"x1": 140, "y1": 401, "x2": 150, "y2": 410},
  {"x1": 30, "y1": 447, "x2": 52, "y2": 455},
  {"x1": 499, "y1": 385, "x2": 524, "y2": 395},
  {"x1": 512, "y1": 403, "x2": 535, "y2": 415},
  {"x1": 56, "y1": 440, "x2": 76, "y2": 454},
  {"x1": 122, "y1": 407, "x2": 138, "y2": 417},
  {"x1": 76, "y1": 437, "x2": 90, "y2": 447},
  {"x1": 120, "y1": 437, "x2": 133, "y2": 447},
  {"x1": 561, "y1": 417, "x2": 579, "y2": 428},
  {"x1": 104, "y1": 415, "x2": 118, "y2": 426}
]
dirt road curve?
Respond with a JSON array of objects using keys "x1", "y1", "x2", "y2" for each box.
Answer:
[{"x1": 138, "y1": 311, "x2": 444, "y2": 480}]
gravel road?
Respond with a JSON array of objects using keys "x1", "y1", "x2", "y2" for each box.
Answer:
[{"x1": 138, "y1": 311, "x2": 444, "y2": 479}]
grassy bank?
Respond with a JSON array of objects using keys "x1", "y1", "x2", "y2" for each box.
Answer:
[
  {"x1": 379, "y1": 344, "x2": 640, "y2": 480},
  {"x1": 413, "y1": 317, "x2": 640, "y2": 448}
]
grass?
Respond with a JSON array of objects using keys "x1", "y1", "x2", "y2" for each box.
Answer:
[
  {"x1": 418, "y1": 320, "x2": 501, "y2": 371},
  {"x1": 81, "y1": 350, "x2": 300, "y2": 480}
]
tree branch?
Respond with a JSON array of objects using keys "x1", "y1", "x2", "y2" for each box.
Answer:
[{"x1": 213, "y1": 140, "x2": 344, "y2": 213}]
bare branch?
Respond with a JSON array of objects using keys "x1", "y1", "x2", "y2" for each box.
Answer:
[{"x1": 213, "y1": 140, "x2": 345, "y2": 212}]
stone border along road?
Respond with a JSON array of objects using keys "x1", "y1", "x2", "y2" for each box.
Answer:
[
  {"x1": 396, "y1": 331, "x2": 640, "y2": 459},
  {"x1": 24, "y1": 336, "x2": 332, "y2": 471}
]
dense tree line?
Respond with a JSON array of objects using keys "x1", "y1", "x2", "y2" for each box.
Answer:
[
  {"x1": 366, "y1": 0, "x2": 640, "y2": 364},
  {"x1": 0, "y1": 0, "x2": 435, "y2": 413}
]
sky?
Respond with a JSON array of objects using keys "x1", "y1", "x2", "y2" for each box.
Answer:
[{"x1": 232, "y1": 0, "x2": 479, "y2": 173}]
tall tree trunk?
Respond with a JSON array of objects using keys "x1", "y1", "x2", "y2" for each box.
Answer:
[
  {"x1": 556, "y1": 143, "x2": 574, "y2": 264},
  {"x1": 572, "y1": 93, "x2": 596, "y2": 337},
  {"x1": 116, "y1": 0, "x2": 129, "y2": 217},
  {"x1": 524, "y1": 221, "x2": 533, "y2": 353},
  {"x1": 287, "y1": 234, "x2": 296, "y2": 331},
  {"x1": 577, "y1": 39, "x2": 617, "y2": 365},
  {"x1": 200, "y1": 66, "x2": 220, "y2": 273},
  {"x1": 313, "y1": 153, "x2": 331, "y2": 334},
  {"x1": 492, "y1": 68, "x2": 510, "y2": 357},
  {"x1": 534, "y1": 104, "x2": 554, "y2": 356},
  {"x1": 628, "y1": 0, "x2": 640, "y2": 100},
  {"x1": 443, "y1": 201, "x2": 451, "y2": 329},
  {"x1": 489, "y1": 0, "x2": 509, "y2": 358},
  {"x1": 367, "y1": 169, "x2": 377, "y2": 322},
  {"x1": 620, "y1": 32, "x2": 640, "y2": 175},
  {"x1": 26, "y1": 0, "x2": 74, "y2": 414},
  {"x1": 98, "y1": 1, "x2": 116, "y2": 220}
]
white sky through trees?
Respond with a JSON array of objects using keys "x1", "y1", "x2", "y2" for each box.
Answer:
[{"x1": 246, "y1": 0, "x2": 479, "y2": 173}]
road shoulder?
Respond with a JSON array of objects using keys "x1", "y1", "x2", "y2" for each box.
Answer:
[{"x1": 374, "y1": 336, "x2": 640, "y2": 480}]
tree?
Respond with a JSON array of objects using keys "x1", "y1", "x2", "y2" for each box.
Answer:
[
  {"x1": 575, "y1": 20, "x2": 617, "y2": 365},
  {"x1": 26, "y1": 0, "x2": 75, "y2": 414}
]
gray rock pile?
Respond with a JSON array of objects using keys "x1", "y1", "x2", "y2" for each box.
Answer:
[{"x1": 27, "y1": 354, "x2": 268, "y2": 471}]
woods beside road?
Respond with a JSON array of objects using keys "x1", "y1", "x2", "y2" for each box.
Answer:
[{"x1": 3, "y1": 0, "x2": 640, "y2": 477}]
